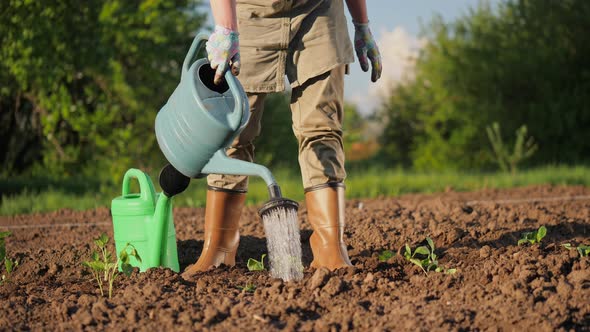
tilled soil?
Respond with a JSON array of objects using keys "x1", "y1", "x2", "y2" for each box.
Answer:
[{"x1": 0, "y1": 185, "x2": 589, "y2": 331}]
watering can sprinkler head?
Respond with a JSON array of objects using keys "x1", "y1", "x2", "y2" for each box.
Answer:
[{"x1": 259, "y1": 184, "x2": 299, "y2": 218}]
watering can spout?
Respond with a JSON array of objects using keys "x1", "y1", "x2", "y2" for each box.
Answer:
[
  {"x1": 201, "y1": 149, "x2": 278, "y2": 189},
  {"x1": 151, "y1": 193, "x2": 171, "y2": 267}
]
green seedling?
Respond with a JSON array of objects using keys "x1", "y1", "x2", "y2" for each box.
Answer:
[
  {"x1": 1, "y1": 231, "x2": 18, "y2": 285},
  {"x1": 378, "y1": 250, "x2": 395, "y2": 262},
  {"x1": 403, "y1": 237, "x2": 455, "y2": 275},
  {"x1": 486, "y1": 122, "x2": 537, "y2": 175},
  {"x1": 238, "y1": 283, "x2": 257, "y2": 293},
  {"x1": 83, "y1": 233, "x2": 141, "y2": 298},
  {"x1": 247, "y1": 254, "x2": 266, "y2": 271},
  {"x1": 561, "y1": 243, "x2": 590, "y2": 257},
  {"x1": 518, "y1": 226, "x2": 547, "y2": 246}
]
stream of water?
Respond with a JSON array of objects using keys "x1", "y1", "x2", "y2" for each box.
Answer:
[{"x1": 262, "y1": 206, "x2": 304, "y2": 281}]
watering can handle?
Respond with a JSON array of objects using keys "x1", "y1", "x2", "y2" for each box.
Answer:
[
  {"x1": 224, "y1": 70, "x2": 245, "y2": 129},
  {"x1": 122, "y1": 168, "x2": 155, "y2": 204},
  {"x1": 181, "y1": 33, "x2": 209, "y2": 81},
  {"x1": 181, "y1": 33, "x2": 245, "y2": 128}
]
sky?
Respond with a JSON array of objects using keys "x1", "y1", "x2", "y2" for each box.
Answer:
[{"x1": 203, "y1": 0, "x2": 502, "y2": 115}]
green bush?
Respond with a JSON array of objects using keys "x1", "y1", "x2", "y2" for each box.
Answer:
[
  {"x1": 379, "y1": 0, "x2": 590, "y2": 170},
  {"x1": 0, "y1": 0, "x2": 206, "y2": 184}
]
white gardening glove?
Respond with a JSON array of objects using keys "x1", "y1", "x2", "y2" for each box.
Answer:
[{"x1": 206, "y1": 25, "x2": 240, "y2": 85}]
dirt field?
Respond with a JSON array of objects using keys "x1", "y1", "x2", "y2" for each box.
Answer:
[{"x1": 1, "y1": 185, "x2": 589, "y2": 331}]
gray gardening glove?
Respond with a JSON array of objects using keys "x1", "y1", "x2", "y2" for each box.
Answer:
[{"x1": 353, "y1": 21, "x2": 382, "y2": 82}]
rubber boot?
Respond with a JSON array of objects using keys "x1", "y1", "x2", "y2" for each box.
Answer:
[
  {"x1": 305, "y1": 183, "x2": 352, "y2": 270},
  {"x1": 182, "y1": 187, "x2": 246, "y2": 277}
]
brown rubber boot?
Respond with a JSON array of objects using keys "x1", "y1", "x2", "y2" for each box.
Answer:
[
  {"x1": 305, "y1": 183, "x2": 352, "y2": 270},
  {"x1": 182, "y1": 187, "x2": 246, "y2": 278}
]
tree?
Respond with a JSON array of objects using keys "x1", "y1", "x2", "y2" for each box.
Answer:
[
  {"x1": 379, "y1": 0, "x2": 590, "y2": 170},
  {"x1": 0, "y1": 0, "x2": 206, "y2": 183},
  {"x1": 377, "y1": 81, "x2": 428, "y2": 167}
]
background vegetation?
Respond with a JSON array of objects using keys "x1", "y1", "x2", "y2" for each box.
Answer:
[
  {"x1": 1, "y1": 0, "x2": 588, "y2": 214},
  {"x1": 377, "y1": 0, "x2": 590, "y2": 170}
]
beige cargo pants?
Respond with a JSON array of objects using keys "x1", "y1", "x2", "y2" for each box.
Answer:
[{"x1": 207, "y1": 65, "x2": 346, "y2": 191}]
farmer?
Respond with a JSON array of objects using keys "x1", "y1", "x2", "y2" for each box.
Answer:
[{"x1": 183, "y1": 0, "x2": 381, "y2": 276}]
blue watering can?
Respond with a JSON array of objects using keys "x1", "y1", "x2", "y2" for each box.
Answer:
[{"x1": 155, "y1": 33, "x2": 296, "y2": 213}]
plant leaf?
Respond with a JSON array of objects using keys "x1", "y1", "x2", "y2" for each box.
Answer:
[
  {"x1": 426, "y1": 260, "x2": 438, "y2": 271},
  {"x1": 238, "y1": 284, "x2": 256, "y2": 292},
  {"x1": 378, "y1": 250, "x2": 395, "y2": 262},
  {"x1": 426, "y1": 237, "x2": 435, "y2": 251},
  {"x1": 445, "y1": 268, "x2": 457, "y2": 275},
  {"x1": 119, "y1": 249, "x2": 129, "y2": 264},
  {"x1": 100, "y1": 233, "x2": 109, "y2": 245},
  {"x1": 414, "y1": 246, "x2": 430, "y2": 256},
  {"x1": 561, "y1": 243, "x2": 573, "y2": 250},
  {"x1": 121, "y1": 263, "x2": 134, "y2": 276},
  {"x1": 247, "y1": 255, "x2": 265, "y2": 271},
  {"x1": 409, "y1": 258, "x2": 423, "y2": 268},
  {"x1": 5, "y1": 258, "x2": 14, "y2": 274},
  {"x1": 536, "y1": 226, "x2": 547, "y2": 242},
  {"x1": 94, "y1": 239, "x2": 104, "y2": 248},
  {"x1": 404, "y1": 244, "x2": 412, "y2": 259},
  {"x1": 130, "y1": 247, "x2": 142, "y2": 263},
  {"x1": 577, "y1": 245, "x2": 590, "y2": 257},
  {"x1": 84, "y1": 261, "x2": 105, "y2": 271},
  {"x1": 517, "y1": 238, "x2": 528, "y2": 246}
]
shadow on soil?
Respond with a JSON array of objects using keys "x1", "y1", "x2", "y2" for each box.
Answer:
[
  {"x1": 439, "y1": 222, "x2": 589, "y2": 254},
  {"x1": 177, "y1": 232, "x2": 316, "y2": 271}
]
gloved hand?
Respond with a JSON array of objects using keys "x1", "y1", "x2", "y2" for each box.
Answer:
[
  {"x1": 206, "y1": 25, "x2": 240, "y2": 85},
  {"x1": 353, "y1": 21, "x2": 382, "y2": 82}
]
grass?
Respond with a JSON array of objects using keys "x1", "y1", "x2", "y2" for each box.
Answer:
[{"x1": 1, "y1": 165, "x2": 589, "y2": 216}]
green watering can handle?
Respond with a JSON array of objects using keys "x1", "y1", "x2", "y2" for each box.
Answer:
[{"x1": 122, "y1": 168, "x2": 155, "y2": 204}]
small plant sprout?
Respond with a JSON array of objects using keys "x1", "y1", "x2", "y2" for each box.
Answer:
[
  {"x1": 378, "y1": 250, "x2": 395, "y2": 262},
  {"x1": 238, "y1": 283, "x2": 257, "y2": 293},
  {"x1": 247, "y1": 254, "x2": 266, "y2": 272},
  {"x1": 561, "y1": 243, "x2": 590, "y2": 258},
  {"x1": 83, "y1": 233, "x2": 141, "y2": 298},
  {"x1": 1, "y1": 231, "x2": 18, "y2": 285},
  {"x1": 518, "y1": 226, "x2": 547, "y2": 246},
  {"x1": 403, "y1": 238, "x2": 456, "y2": 276}
]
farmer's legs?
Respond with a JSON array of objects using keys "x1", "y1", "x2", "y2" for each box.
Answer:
[
  {"x1": 183, "y1": 93, "x2": 266, "y2": 276},
  {"x1": 291, "y1": 65, "x2": 352, "y2": 270},
  {"x1": 291, "y1": 66, "x2": 346, "y2": 188}
]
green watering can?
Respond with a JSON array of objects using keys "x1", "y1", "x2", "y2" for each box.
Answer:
[
  {"x1": 111, "y1": 166, "x2": 189, "y2": 272},
  {"x1": 155, "y1": 33, "x2": 297, "y2": 211}
]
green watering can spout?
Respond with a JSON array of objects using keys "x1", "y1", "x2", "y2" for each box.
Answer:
[
  {"x1": 152, "y1": 164, "x2": 190, "y2": 267},
  {"x1": 152, "y1": 193, "x2": 170, "y2": 267}
]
